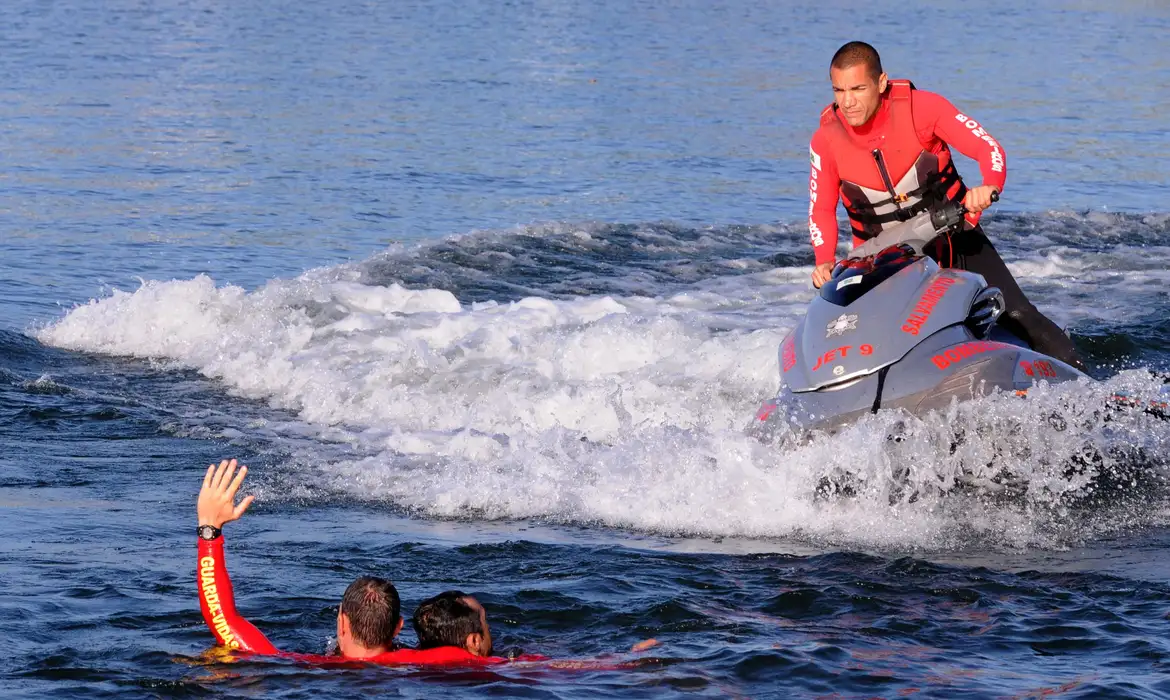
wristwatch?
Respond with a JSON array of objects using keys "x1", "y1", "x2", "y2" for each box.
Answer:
[{"x1": 197, "y1": 524, "x2": 223, "y2": 541}]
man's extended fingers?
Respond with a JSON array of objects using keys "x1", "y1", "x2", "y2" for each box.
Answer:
[
  {"x1": 211, "y1": 459, "x2": 228, "y2": 490},
  {"x1": 226, "y1": 465, "x2": 248, "y2": 499},
  {"x1": 203, "y1": 464, "x2": 215, "y2": 490},
  {"x1": 233, "y1": 494, "x2": 255, "y2": 520},
  {"x1": 220, "y1": 460, "x2": 237, "y2": 493},
  {"x1": 213, "y1": 458, "x2": 237, "y2": 491}
]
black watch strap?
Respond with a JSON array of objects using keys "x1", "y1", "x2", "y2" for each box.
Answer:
[{"x1": 197, "y1": 524, "x2": 223, "y2": 541}]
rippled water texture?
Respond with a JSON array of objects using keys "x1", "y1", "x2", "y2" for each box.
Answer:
[{"x1": 2, "y1": 0, "x2": 1169, "y2": 698}]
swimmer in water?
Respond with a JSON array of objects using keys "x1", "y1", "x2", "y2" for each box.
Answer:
[
  {"x1": 195, "y1": 458, "x2": 531, "y2": 664},
  {"x1": 413, "y1": 590, "x2": 494, "y2": 657}
]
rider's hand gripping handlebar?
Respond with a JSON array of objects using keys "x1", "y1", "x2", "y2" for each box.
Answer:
[{"x1": 847, "y1": 191, "x2": 1001, "y2": 261}]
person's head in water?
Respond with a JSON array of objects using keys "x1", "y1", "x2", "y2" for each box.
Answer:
[
  {"x1": 829, "y1": 41, "x2": 888, "y2": 128},
  {"x1": 412, "y1": 590, "x2": 493, "y2": 657},
  {"x1": 337, "y1": 576, "x2": 403, "y2": 657}
]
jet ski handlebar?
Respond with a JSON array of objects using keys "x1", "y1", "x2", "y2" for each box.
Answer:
[{"x1": 846, "y1": 191, "x2": 999, "y2": 261}]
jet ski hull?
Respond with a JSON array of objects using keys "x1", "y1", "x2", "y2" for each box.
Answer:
[{"x1": 750, "y1": 313, "x2": 1087, "y2": 443}]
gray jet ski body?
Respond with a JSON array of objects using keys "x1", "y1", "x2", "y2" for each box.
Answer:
[{"x1": 749, "y1": 210, "x2": 1086, "y2": 443}]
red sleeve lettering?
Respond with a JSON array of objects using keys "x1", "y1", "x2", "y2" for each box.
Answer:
[
  {"x1": 808, "y1": 131, "x2": 841, "y2": 266},
  {"x1": 198, "y1": 537, "x2": 280, "y2": 655},
  {"x1": 913, "y1": 90, "x2": 1007, "y2": 193}
]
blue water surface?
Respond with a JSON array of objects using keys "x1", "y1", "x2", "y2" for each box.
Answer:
[{"x1": 2, "y1": 1, "x2": 1170, "y2": 698}]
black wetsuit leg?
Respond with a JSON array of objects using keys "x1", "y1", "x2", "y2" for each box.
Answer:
[{"x1": 930, "y1": 226, "x2": 1087, "y2": 372}]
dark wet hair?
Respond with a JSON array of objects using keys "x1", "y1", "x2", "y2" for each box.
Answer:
[
  {"x1": 340, "y1": 576, "x2": 401, "y2": 648},
  {"x1": 831, "y1": 41, "x2": 883, "y2": 81},
  {"x1": 412, "y1": 590, "x2": 484, "y2": 649}
]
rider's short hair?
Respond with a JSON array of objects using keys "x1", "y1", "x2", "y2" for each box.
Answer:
[{"x1": 831, "y1": 41, "x2": 883, "y2": 81}]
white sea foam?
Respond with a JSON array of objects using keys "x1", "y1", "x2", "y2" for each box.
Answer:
[{"x1": 37, "y1": 248, "x2": 1170, "y2": 551}]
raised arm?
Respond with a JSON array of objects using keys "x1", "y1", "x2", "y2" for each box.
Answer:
[{"x1": 196, "y1": 459, "x2": 279, "y2": 655}]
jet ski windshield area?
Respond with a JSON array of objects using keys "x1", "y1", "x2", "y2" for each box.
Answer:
[{"x1": 821, "y1": 244, "x2": 919, "y2": 307}]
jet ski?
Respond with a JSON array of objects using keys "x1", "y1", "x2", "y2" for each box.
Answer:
[
  {"x1": 748, "y1": 194, "x2": 1096, "y2": 442},
  {"x1": 749, "y1": 196, "x2": 1170, "y2": 500}
]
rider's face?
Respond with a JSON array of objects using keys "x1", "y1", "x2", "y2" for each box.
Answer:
[{"x1": 831, "y1": 64, "x2": 888, "y2": 127}]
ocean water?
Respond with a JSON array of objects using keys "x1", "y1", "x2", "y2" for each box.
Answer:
[{"x1": 2, "y1": 0, "x2": 1170, "y2": 697}]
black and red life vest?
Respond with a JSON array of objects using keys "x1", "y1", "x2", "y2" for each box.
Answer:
[{"x1": 818, "y1": 79, "x2": 967, "y2": 239}]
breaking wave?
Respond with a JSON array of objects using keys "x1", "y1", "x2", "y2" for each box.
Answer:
[{"x1": 35, "y1": 215, "x2": 1170, "y2": 550}]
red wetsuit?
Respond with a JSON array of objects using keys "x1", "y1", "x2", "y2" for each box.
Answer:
[
  {"x1": 196, "y1": 536, "x2": 545, "y2": 665},
  {"x1": 807, "y1": 81, "x2": 1008, "y2": 266}
]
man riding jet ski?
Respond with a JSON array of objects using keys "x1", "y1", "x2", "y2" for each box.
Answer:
[
  {"x1": 750, "y1": 42, "x2": 1166, "y2": 497},
  {"x1": 806, "y1": 41, "x2": 1086, "y2": 372}
]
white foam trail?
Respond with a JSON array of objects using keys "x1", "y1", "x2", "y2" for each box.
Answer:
[{"x1": 37, "y1": 260, "x2": 1170, "y2": 550}]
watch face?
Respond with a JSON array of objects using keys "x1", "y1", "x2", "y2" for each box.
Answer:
[{"x1": 198, "y1": 525, "x2": 219, "y2": 540}]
